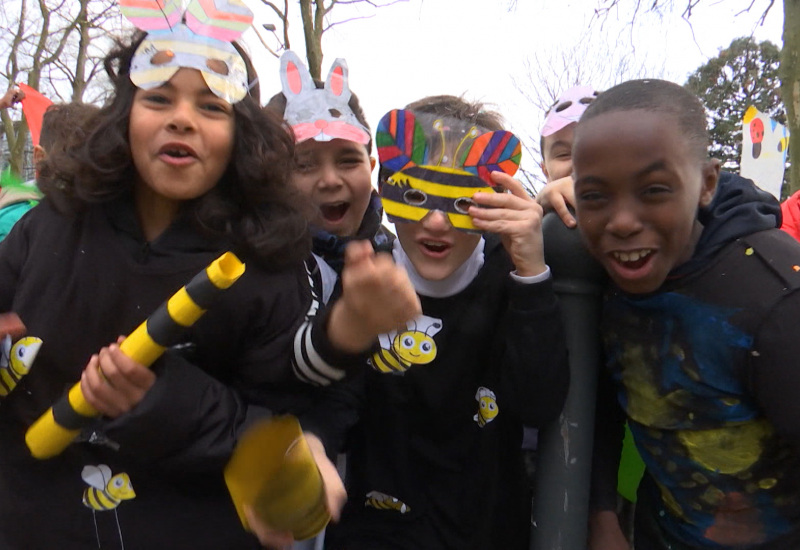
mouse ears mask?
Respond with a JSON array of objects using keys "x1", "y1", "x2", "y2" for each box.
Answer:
[
  {"x1": 119, "y1": 0, "x2": 254, "y2": 103},
  {"x1": 279, "y1": 51, "x2": 370, "y2": 145},
  {"x1": 540, "y1": 86, "x2": 599, "y2": 137},
  {"x1": 377, "y1": 109, "x2": 521, "y2": 233}
]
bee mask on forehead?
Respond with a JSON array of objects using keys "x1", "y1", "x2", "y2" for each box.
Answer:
[
  {"x1": 377, "y1": 109, "x2": 522, "y2": 233},
  {"x1": 540, "y1": 85, "x2": 599, "y2": 137},
  {"x1": 119, "y1": 0, "x2": 254, "y2": 104}
]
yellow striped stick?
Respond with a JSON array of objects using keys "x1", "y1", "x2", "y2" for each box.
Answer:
[{"x1": 26, "y1": 252, "x2": 246, "y2": 459}]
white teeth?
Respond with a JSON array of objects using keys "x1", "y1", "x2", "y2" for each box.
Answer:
[{"x1": 614, "y1": 250, "x2": 652, "y2": 263}]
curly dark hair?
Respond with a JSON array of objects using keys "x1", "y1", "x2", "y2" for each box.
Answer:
[{"x1": 38, "y1": 31, "x2": 310, "y2": 270}]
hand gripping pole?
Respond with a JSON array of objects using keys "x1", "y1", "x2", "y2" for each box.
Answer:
[{"x1": 25, "y1": 252, "x2": 246, "y2": 459}]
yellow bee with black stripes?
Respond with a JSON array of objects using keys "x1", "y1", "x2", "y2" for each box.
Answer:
[
  {"x1": 0, "y1": 334, "x2": 42, "y2": 397},
  {"x1": 365, "y1": 490, "x2": 411, "y2": 514},
  {"x1": 82, "y1": 464, "x2": 136, "y2": 511},
  {"x1": 370, "y1": 315, "x2": 442, "y2": 374},
  {"x1": 380, "y1": 165, "x2": 492, "y2": 233}
]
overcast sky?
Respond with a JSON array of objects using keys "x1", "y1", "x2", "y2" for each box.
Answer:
[{"x1": 244, "y1": 0, "x2": 784, "y2": 184}]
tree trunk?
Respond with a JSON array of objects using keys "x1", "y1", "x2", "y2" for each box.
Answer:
[
  {"x1": 299, "y1": 0, "x2": 323, "y2": 79},
  {"x1": 783, "y1": 0, "x2": 800, "y2": 194}
]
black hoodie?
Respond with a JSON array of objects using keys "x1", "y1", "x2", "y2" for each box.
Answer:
[{"x1": 592, "y1": 173, "x2": 800, "y2": 549}]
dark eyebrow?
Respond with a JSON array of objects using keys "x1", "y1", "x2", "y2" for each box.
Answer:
[{"x1": 636, "y1": 161, "x2": 669, "y2": 178}]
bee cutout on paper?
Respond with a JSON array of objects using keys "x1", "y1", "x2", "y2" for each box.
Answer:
[
  {"x1": 370, "y1": 315, "x2": 442, "y2": 374},
  {"x1": 365, "y1": 491, "x2": 411, "y2": 514},
  {"x1": 81, "y1": 464, "x2": 136, "y2": 549},
  {"x1": 376, "y1": 108, "x2": 522, "y2": 233},
  {"x1": 0, "y1": 334, "x2": 42, "y2": 397},
  {"x1": 474, "y1": 387, "x2": 499, "y2": 427}
]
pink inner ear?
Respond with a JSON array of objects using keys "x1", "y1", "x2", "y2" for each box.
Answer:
[
  {"x1": 330, "y1": 66, "x2": 344, "y2": 96},
  {"x1": 287, "y1": 62, "x2": 302, "y2": 94}
]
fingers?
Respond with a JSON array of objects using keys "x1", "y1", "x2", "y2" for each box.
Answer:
[
  {"x1": 489, "y1": 171, "x2": 529, "y2": 198},
  {"x1": 343, "y1": 240, "x2": 375, "y2": 267},
  {"x1": 80, "y1": 343, "x2": 156, "y2": 418},
  {"x1": 0, "y1": 312, "x2": 26, "y2": 340},
  {"x1": 536, "y1": 176, "x2": 576, "y2": 227},
  {"x1": 305, "y1": 433, "x2": 347, "y2": 522},
  {"x1": 243, "y1": 506, "x2": 294, "y2": 550}
]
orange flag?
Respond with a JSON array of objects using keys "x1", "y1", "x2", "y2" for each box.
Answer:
[{"x1": 17, "y1": 84, "x2": 53, "y2": 147}]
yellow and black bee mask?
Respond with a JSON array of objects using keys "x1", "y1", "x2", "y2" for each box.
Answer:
[{"x1": 376, "y1": 109, "x2": 522, "y2": 233}]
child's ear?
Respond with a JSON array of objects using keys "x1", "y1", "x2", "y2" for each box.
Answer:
[
  {"x1": 370, "y1": 157, "x2": 376, "y2": 171},
  {"x1": 540, "y1": 160, "x2": 550, "y2": 182},
  {"x1": 33, "y1": 145, "x2": 47, "y2": 167},
  {"x1": 699, "y1": 158, "x2": 721, "y2": 207}
]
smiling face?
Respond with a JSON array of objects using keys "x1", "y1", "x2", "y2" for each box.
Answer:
[
  {"x1": 541, "y1": 123, "x2": 575, "y2": 182},
  {"x1": 129, "y1": 68, "x2": 234, "y2": 219},
  {"x1": 395, "y1": 210, "x2": 481, "y2": 281},
  {"x1": 573, "y1": 109, "x2": 718, "y2": 294},
  {"x1": 291, "y1": 138, "x2": 375, "y2": 237}
]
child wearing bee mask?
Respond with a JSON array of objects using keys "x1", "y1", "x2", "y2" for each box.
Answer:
[{"x1": 319, "y1": 95, "x2": 570, "y2": 550}]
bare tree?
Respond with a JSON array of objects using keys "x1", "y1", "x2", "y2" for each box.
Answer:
[
  {"x1": 258, "y1": 0, "x2": 407, "y2": 79},
  {"x1": 590, "y1": 0, "x2": 799, "y2": 194},
  {"x1": 0, "y1": 0, "x2": 121, "y2": 177}
]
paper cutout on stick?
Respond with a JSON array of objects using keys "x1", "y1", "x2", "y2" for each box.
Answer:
[
  {"x1": 119, "y1": 0, "x2": 253, "y2": 103},
  {"x1": 377, "y1": 108, "x2": 521, "y2": 233},
  {"x1": 740, "y1": 106, "x2": 789, "y2": 199}
]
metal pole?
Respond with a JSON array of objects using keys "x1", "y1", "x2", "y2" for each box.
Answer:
[{"x1": 531, "y1": 212, "x2": 607, "y2": 550}]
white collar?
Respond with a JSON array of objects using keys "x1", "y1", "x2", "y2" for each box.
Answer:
[{"x1": 392, "y1": 237, "x2": 485, "y2": 298}]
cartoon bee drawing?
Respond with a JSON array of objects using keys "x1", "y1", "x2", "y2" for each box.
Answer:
[
  {"x1": 82, "y1": 464, "x2": 136, "y2": 549},
  {"x1": 365, "y1": 491, "x2": 411, "y2": 514},
  {"x1": 370, "y1": 315, "x2": 443, "y2": 373},
  {"x1": 0, "y1": 334, "x2": 42, "y2": 397},
  {"x1": 474, "y1": 387, "x2": 499, "y2": 427}
]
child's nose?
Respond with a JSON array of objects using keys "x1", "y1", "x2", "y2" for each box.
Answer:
[
  {"x1": 318, "y1": 162, "x2": 343, "y2": 189},
  {"x1": 606, "y1": 201, "x2": 643, "y2": 238},
  {"x1": 167, "y1": 101, "x2": 196, "y2": 132},
  {"x1": 421, "y1": 210, "x2": 452, "y2": 231}
]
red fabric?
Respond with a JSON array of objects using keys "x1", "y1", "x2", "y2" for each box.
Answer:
[
  {"x1": 780, "y1": 191, "x2": 800, "y2": 242},
  {"x1": 17, "y1": 83, "x2": 53, "y2": 147}
]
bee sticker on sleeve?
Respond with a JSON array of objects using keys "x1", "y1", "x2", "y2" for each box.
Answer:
[
  {"x1": 370, "y1": 314, "x2": 442, "y2": 374},
  {"x1": 0, "y1": 334, "x2": 42, "y2": 397},
  {"x1": 365, "y1": 490, "x2": 410, "y2": 514},
  {"x1": 81, "y1": 464, "x2": 136, "y2": 549},
  {"x1": 474, "y1": 387, "x2": 499, "y2": 427}
]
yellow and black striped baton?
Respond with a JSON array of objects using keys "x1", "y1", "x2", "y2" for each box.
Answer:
[{"x1": 26, "y1": 252, "x2": 246, "y2": 459}]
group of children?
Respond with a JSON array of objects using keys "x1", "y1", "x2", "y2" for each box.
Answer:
[{"x1": 0, "y1": 1, "x2": 799, "y2": 548}]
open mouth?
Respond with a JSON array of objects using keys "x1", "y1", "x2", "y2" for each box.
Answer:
[
  {"x1": 320, "y1": 202, "x2": 349, "y2": 222},
  {"x1": 421, "y1": 240, "x2": 451, "y2": 254},
  {"x1": 611, "y1": 249, "x2": 654, "y2": 270},
  {"x1": 158, "y1": 143, "x2": 198, "y2": 161}
]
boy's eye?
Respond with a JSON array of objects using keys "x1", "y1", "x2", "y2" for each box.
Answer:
[
  {"x1": 576, "y1": 189, "x2": 607, "y2": 203},
  {"x1": 641, "y1": 184, "x2": 672, "y2": 198}
]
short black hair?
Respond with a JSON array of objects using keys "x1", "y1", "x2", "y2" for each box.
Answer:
[{"x1": 579, "y1": 79, "x2": 709, "y2": 161}]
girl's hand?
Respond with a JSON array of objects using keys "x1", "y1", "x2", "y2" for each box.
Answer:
[
  {"x1": 536, "y1": 176, "x2": 577, "y2": 228},
  {"x1": 80, "y1": 337, "x2": 156, "y2": 418},
  {"x1": 243, "y1": 433, "x2": 346, "y2": 550},
  {"x1": 328, "y1": 240, "x2": 421, "y2": 353},
  {"x1": 0, "y1": 312, "x2": 26, "y2": 340},
  {"x1": 470, "y1": 172, "x2": 547, "y2": 278}
]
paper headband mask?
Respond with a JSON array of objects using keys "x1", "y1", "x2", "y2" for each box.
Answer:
[
  {"x1": 119, "y1": 0, "x2": 253, "y2": 104},
  {"x1": 377, "y1": 109, "x2": 522, "y2": 233},
  {"x1": 540, "y1": 86, "x2": 599, "y2": 137},
  {"x1": 279, "y1": 51, "x2": 370, "y2": 145}
]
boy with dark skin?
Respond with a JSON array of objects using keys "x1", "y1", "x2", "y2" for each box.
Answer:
[{"x1": 572, "y1": 79, "x2": 800, "y2": 549}]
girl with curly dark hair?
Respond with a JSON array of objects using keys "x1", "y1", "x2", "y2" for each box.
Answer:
[{"x1": 0, "y1": 23, "x2": 354, "y2": 549}]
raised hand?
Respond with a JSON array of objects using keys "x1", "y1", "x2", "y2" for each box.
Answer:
[{"x1": 470, "y1": 171, "x2": 547, "y2": 278}]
